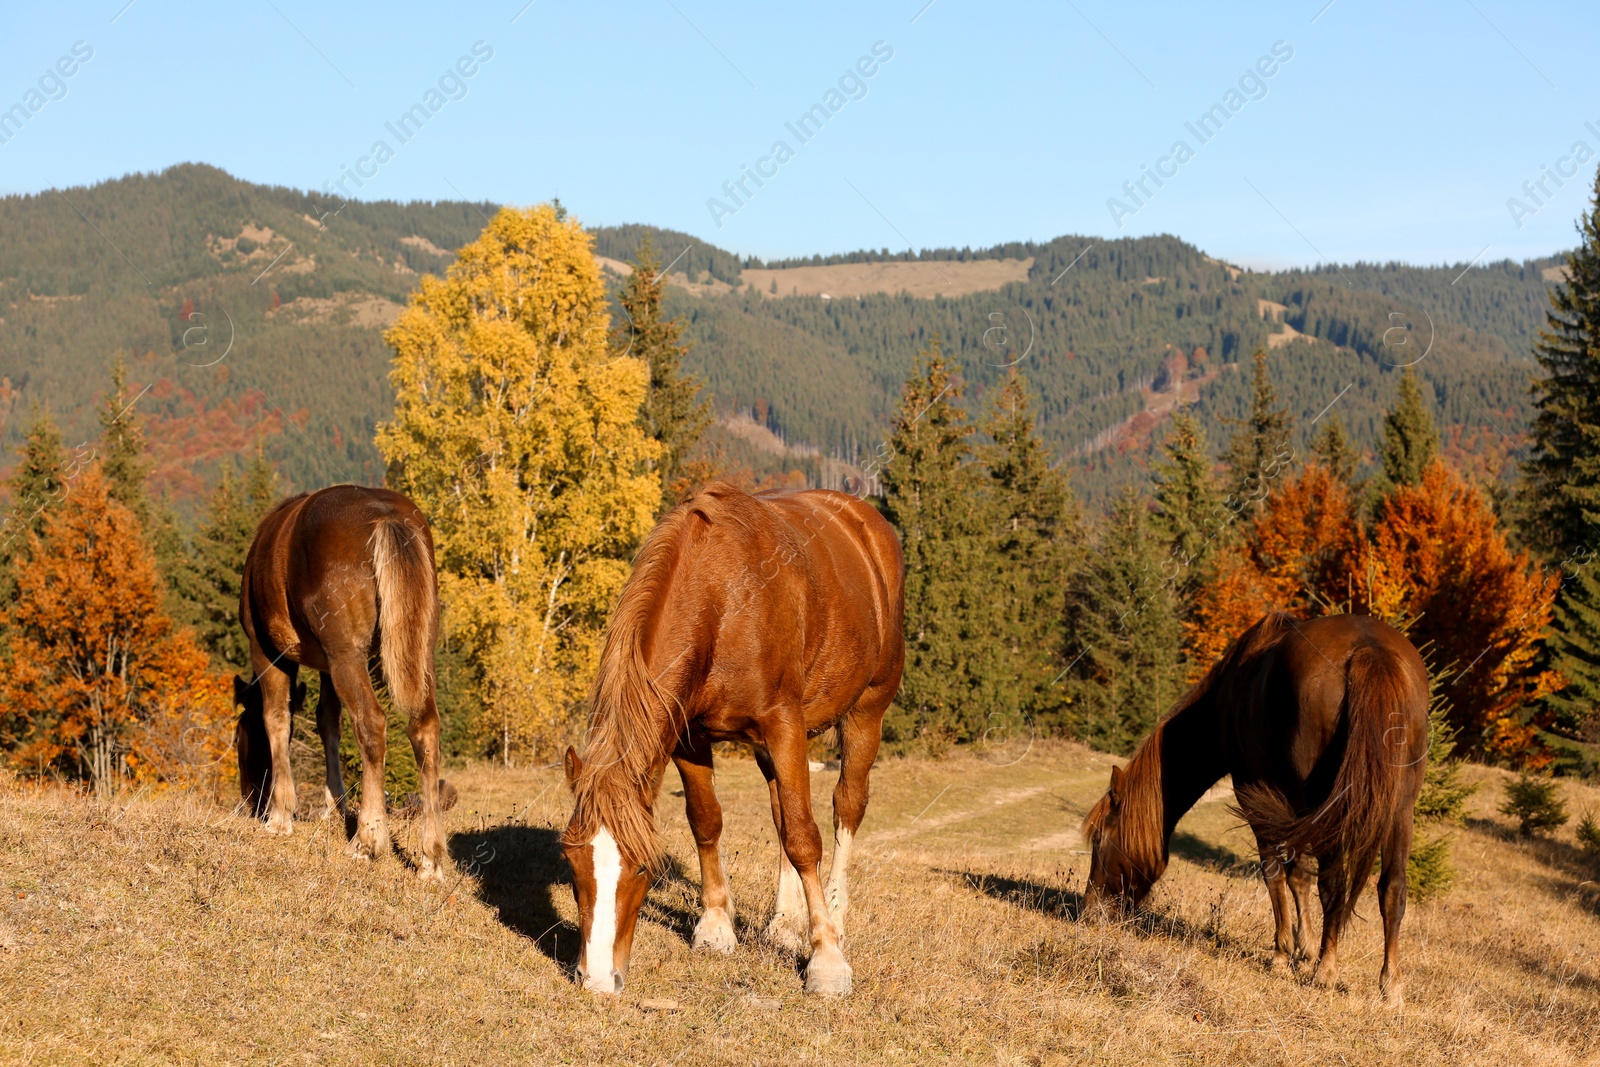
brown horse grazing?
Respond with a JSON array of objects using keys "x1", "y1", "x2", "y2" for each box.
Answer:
[
  {"x1": 562, "y1": 482, "x2": 904, "y2": 997},
  {"x1": 1081, "y1": 612, "x2": 1428, "y2": 1004},
  {"x1": 235, "y1": 484, "x2": 450, "y2": 879}
]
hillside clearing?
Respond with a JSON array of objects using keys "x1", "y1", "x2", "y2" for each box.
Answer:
[
  {"x1": 741, "y1": 258, "x2": 1034, "y2": 299},
  {"x1": 2, "y1": 743, "x2": 1598, "y2": 1064}
]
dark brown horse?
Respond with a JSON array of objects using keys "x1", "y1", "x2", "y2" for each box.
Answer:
[
  {"x1": 1082, "y1": 613, "x2": 1428, "y2": 1004},
  {"x1": 562, "y1": 482, "x2": 904, "y2": 997},
  {"x1": 235, "y1": 485, "x2": 449, "y2": 879}
]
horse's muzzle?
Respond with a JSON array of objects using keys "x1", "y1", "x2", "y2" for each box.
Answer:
[{"x1": 576, "y1": 966, "x2": 625, "y2": 994}]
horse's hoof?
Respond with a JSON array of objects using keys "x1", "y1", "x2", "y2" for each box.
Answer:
[
  {"x1": 1311, "y1": 966, "x2": 1337, "y2": 990},
  {"x1": 764, "y1": 915, "x2": 808, "y2": 955},
  {"x1": 264, "y1": 816, "x2": 293, "y2": 837},
  {"x1": 803, "y1": 946, "x2": 852, "y2": 997},
  {"x1": 417, "y1": 862, "x2": 446, "y2": 883},
  {"x1": 1380, "y1": 978, "x2": 1404, "y2": 1009},
  {"x1": 693, "y1": 908, "x2": 738, "y2": 954},
  {"x1": 1268, "y1": 954, "x2": 1293, "y2": 977}
]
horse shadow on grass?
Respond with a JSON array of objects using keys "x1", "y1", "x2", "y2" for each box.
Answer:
[
  {"x1": 944, "y1": 868, "x2": 1225, "y2": 945},
  {"x1": 448, "y1": 828, "x2": 712, "y2": 971},
  {"x1": 449, "y1": 826, "x2": 579, "y2": 968}
]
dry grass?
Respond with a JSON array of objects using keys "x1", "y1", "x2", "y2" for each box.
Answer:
[{"x1": 3, "y1": 742, "x2": 1599, "y2": 1065}]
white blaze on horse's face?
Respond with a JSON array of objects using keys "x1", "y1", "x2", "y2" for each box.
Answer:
[
  {"x1": 570, "y1": 825, "x2": 652, "y2": 995},
  {"x1": 579, "y1": 827, "x2": 623, "y2": 993}
]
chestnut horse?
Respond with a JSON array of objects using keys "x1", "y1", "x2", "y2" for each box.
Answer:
[
  {"x1": 235, "y1": 485, "x2": 449, "y2": 879},
  {"x1": 1082, "y1": 613, "x2": 1428, "y2": 1004},
  {"x1": 562, "y1": 482, "x2": 904, "y2": 996}
]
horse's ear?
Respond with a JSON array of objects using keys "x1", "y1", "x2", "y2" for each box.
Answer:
[
  {"x1": 1109, "y1": 765, "x2": 1126, "y2": 795},
  {"x1": 233, "y1": 674, "x2": 251, "y2": 708},
  {"x1": 564, "y1": 746, "x2": 582, "y2": 789}
]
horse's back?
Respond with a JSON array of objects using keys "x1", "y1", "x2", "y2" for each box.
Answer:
[
  {"x1": 1233, "y1": 614, "x2": 1428, "y2": 797},
  {"x1": 243, "y1": 484, "x2": 433, "y2": 668}
]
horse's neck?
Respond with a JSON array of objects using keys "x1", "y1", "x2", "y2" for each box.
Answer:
[{"x1": 1154, "y1": 696, "x2": 1228, "y2": 842}]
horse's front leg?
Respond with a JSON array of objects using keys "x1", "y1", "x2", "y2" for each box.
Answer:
[
  {"x1": 673, "y1": 733, "x2": 736, "y2": 953},
  {"x1": 763, "y1": 722, "x2": 851, "y2": 996}
]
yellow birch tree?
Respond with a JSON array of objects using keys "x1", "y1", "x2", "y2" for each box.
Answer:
[{"x1": 377, "y1": 205, "x2": 659, "y2": 761}]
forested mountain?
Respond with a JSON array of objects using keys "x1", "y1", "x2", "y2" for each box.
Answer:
[{"x1": 0, "y1": 164, "x2": 1562, "y2": 509}]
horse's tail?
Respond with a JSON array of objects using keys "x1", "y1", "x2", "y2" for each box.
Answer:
[
  {"x1": 369, "y1": 515, "x2": 439, "y2": 717},
  {"x1": 1235, "y1": 643, "x2": 1421, "y2": 923}
]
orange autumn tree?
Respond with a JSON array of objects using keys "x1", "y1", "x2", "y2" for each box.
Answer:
[
  {"x1": 1190, "y1": 457, "x2": 1558, "y2": 761},
  {"x1": 0, "y1": 466, "x2": 233, "y2": 796},
  {"x1": 1187, "y1": 461, "x2": 1364, "y2": 667},
  {"x1": 1367, "y1": 460, "x2": 1561, "y2": 759}
]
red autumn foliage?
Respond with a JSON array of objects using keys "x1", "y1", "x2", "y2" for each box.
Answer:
[
  {"x1": 0, "y1": 466, "x2": 235, "y2": 795},
  {"x1": 1189, "y1": 459, "x2": 1558, "y2": 761}
]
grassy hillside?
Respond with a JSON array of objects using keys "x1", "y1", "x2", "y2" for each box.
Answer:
[
  {"x1": 0, "y1": 165, "x2": 1564, "y2": 509},
  {"x1": 2, "y1": 744, "x2": 1597, "y2": 1064}
]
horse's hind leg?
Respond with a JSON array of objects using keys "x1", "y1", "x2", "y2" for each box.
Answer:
[
  {"x1": 315, "y1": 673, "x2": 347, "y2": 821},
  {"x1": 673, "y1": 732, "x2": 736, "y2": 953},
  {"x1": 327, "y1": 655, "x2": 391, "y2": 861},
  {"x1": 753, "y1": 745, "x2": 808, "y2": 955},
  {"x1": 827, "y1": 700, "x2": 887, "y2": 936},
  {"x1": 1377, "y1": 819, "x2": 1412, "y2": 1006},
  {"x1": 252, "y1": 659, "x2": 298, "y2": 836},
  {"x1": 406, "y1": 687, "x2": 448, "y2": 881},
  {"x1": 1254, "y1": 840, "x2": 1297, "y2": 976},
  {"x1": 1287, "y1": 860, "x2": 1316, "y2": 962},
  {"x1": 1311, "y1": 856, "x2": 1352, "y2": 990}
]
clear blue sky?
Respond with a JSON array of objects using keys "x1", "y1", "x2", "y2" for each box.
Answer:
[{"x1": 2, "y1": 0, "x2": 1596, "y2": 268}]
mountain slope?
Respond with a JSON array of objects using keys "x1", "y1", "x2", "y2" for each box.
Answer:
[{"x1": 0, "y1": 165, "x2": 1562, "y2": 508}]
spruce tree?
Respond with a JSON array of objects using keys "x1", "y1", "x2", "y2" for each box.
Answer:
[
  {"x1": 977, "y1": 368, "x2": 1081, "y2": 724},
  {"x1": 1311, "y1": 413, "x2": 1361, "y2": 485},
  {"x1": 1378, "y1": 366, "x2": 1438, "y2": 491},
  {"x1": 187, "y1": 452, "x2": 277, "y2": 672},
  {"x1": 882, "y1": 340, "x2": 990, "y2": 746},
  {"x1": 1222, "y1": 350, "x2": 1292, "y2": 514},
  {"x1": 1152, "y1": 409, "x2": 1223, "y2": 588},
  {"x1": 1522, "y1": 164, "x2": 1600, "y2": 561},
  {"x1": 1, "y1": 410, "x2": 69, "y2": 609},
  {"x1": 98, "y1": 356, "x2": 152, "y2": 528},
  {"x1": 6, "y1": 409, "x2": 67, "y2": 543},
  {"x1": 1542, "y1": 559, "x2": 1600, "y2": 773},
  {"x1": 1061, "y1": 487, "x2": 1185, "y2": 753},
  {"x1": 615, "y1": 238, "x2": 711, "y2": 513}
]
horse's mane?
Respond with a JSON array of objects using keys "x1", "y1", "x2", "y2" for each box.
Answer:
[
  {"x1": 1081, "y1": 611, "x2": 1297, "y2": 867},
  {"x1": 563, "y1": 482, "x2": 771, "y2": 869}
]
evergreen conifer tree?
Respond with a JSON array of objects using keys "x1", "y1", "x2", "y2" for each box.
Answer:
[
  {"x1": 1061, "y1": 487, "x2": 1185, "y2": 753},
  {"x1": 882, "y1": 340, "x2": 990, "y2": 745},
  {"x1": 1542, "y1": 559, "x2": 1600, "y2": 773},
  {"x1": 1311, "y1": 413, "x2": 1361, "y2": 485},
  {"x1": 98, "y1": 356, "x2": 152, "y2": 527},
  {"x1": 977, "y1": 368, "x2": 1081, "y2": 725},
  {"x1": 1378, "y1": 366, "x2": 1438, "y2": 491},
  {"x1": 615, "y1": 238, "x2": 710, "y2": 513},
  {"x1": 1152, "y1": 409, "x2": 1223, "y2": 589},
  {"x1": 1222, "y1": 350, "x2": 1292, "y2": 514},
  {"x1": 1522, "y1": 165, "x2": 1600, "y2": 561}
]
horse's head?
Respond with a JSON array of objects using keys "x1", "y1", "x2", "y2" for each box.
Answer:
[
  {"x1": 1082, "y1": 764, "x2": 1164, "y2": 914},
  {"x1": 561, "y1": 746, "x2": 654, "y2": 995}
]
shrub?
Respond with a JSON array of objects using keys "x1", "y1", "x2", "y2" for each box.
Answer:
[
  {"x1": 1576, "y1": 810, "x2": 1600, "y2": 857},
  {"x1": 1500, "y1": 773, "x2": 1569, "y2": 838}
]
